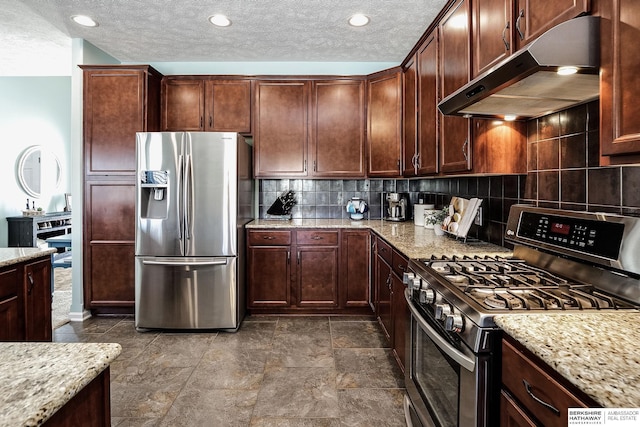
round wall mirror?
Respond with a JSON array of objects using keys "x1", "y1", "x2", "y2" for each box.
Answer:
[{"x1": 16, "y1": 146, "x2": 62, "y2": 198}]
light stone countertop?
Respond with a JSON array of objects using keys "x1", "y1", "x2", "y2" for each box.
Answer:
[
  {"x1": 0, "y1": 343, "x2": 122, "y2": 426},
  {"x1": 494, "y1": 312, "x2": 640, "y2": 408},
  {"x1": 247, "y1": 219, "x2": 512, "y2": 259},
  {"x1": 0, "y1": 247, "x2": 56, "y2": 268}
]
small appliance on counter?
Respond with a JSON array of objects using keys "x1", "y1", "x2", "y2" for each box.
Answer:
[
  {"x1": 346, "y1": 197, "x2": 368, "y2": 220},
  {"x1": 413, "y1": 204, "x2": 435, "y2": 226},
  {"x1": 384, "y1": 192, "x2": 409, "y2": 222}
]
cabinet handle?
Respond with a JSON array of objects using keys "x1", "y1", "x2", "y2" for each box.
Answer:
[
  {"x1": 311, "y1": 236, "x2": 323, "y2": 240},
  {"x1": 386, "y1": 273, "x2": 392, "y2": 290},
  {"x1": 200, "y1": 116, "x2": 203, "y2": 128},
  {"x1": 313, "y1": 160, "x2": 317, "y2": 172},
  {"x1": 515, "y1": 9, "x2": 525, "y2": 41},
  {"x1": 380, "y1": 247, "x2": 387, "y2": 253},
  {"x1": 287, "y1": 251, "x2": 290, "y2": 264},
  {"x1": 297, "y1": 251, "x2": 301, "y2": 265},
  {"x1": 262, "y1": 236, "x2": 276, "y2": 240},
  {"x1": 462, "y1": 139, "x2": 469, "y2": 162},
  {"x1": 522, "y1": 379, "x2": 560, "y2": 416},
  {"x1": 397, "y1": 159, "x2": 401, "y2": 174},
  {"x1": 502, "y1": 21, "x2": 510, "y2": 51},
  {"x1": 304, "y1": 159, "x2": 307, "y2": 172},
  {"x1": 398, "y1": 263, "x2": 406, "y2": 272},
  {"x1": 209, "y1": 116, "x2": 213, "y2": 128},
  {"x1": 27, "y1": 272, "x2": 34, "y2": 295},
  {"x1": 415, "y1": 153, "x2": 420, "y2": 168}
]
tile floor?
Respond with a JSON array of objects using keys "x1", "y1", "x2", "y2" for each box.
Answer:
[{"x1": 53, "y1": 315, "x2": 407, "y2": 426}]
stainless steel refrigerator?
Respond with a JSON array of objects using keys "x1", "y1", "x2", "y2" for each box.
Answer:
[{"x1": 134, "y1": 132, "x2": 254, "y2": 331}]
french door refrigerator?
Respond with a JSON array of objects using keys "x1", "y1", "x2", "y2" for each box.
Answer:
[{"x1": 135, "y1": 132, "x2": 253, "y2": 331}]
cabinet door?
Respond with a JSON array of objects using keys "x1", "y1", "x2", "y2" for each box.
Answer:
[
  {"x1": 296, "y1": 246, "x2": 339, "y2": 307},
  {"x1": 340, "y1": 230, "x2": 370, "y2": 308},
  {"x1": 473, "y1": 0, "x2": 513, "y2": 77},
  {"x1": 24, "y1": 259, "x2": 51, "y2": 341},
  {"x1": 403, "y1": 56, "x2": 418, "y2": 177},
  {"x1": 473, "y1": 119, "x2": 527, "y2": 174},
  {"x1": 204, "y1": 80, "x2": 252, "y2": 133},
  {"x1": 254, "y1": 81, "x2": 309, "y2": 177},
  {"x1": 0, "y1": 267, "x2": 23, "y2": 341},
  {"x1": 82, "y1": 67, "x2": 157, "y2": 176},
  {"x1": 601, "y1": 0, "x2": 640, "y2": 157},
  {"x1": 417, "y1": 31, "x2": 439, "y2": 175},
  {"x1": 391, "y1": 273, "x2": 408, "y2": 372},
  {"x1": 514, "y1": 0, "x2": 590, "y2": 49},
  {"x1": 367, "y1": 71, "x2": 402, "y2": 177},
  {"x1": 311, "y1": 80, "x2": 365, "y2": 177},
  {"x1": 162, "y1": 79, "x2": 204, "y2": 131},
  {"x1": 84, "y1": 181, "x2": 136, "y2": 311},
  {"x1": 376, "y1": 255, "x2": 392, "y2": 341},
  {"x1": 439, "y1": 0, "x2": 472, "y2": 173},
  {"x1": 248, "y1": 246, "x2": 291, "y2": 308}
]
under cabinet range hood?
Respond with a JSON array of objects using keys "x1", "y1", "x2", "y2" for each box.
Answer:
[{"x1": 438, "y1": 15, "x2": 600, "y2": 120}]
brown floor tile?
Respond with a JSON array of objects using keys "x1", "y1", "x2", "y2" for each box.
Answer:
[
  {"x1": 330, "y1": 320, "x2": 388, "y2": 348},
  {"x1": 334, "y1": 348, "x2": 404, "y2": 389},
  {"x1": 338, "y1": 388, "x2": 407, "y2": 427}
]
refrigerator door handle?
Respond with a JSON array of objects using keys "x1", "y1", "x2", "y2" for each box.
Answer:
[
  {"x1": 142, "y1": 258, "x2": 229, "y2": 267},
  {"x1": 177, "y1": 154, "x2": 184, "y2": 245},
  {"x1": 184, "y1": 154, "x2": 192, "y2": 241}
]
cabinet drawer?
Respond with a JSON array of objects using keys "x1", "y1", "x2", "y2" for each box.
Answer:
[
  {"x1": 502, "y1": 338, "x2": 589, "y2": 427},
  {"x1": 296, "y1": 230, "x2": 339, "y2": 246},
  {"x1": 248, "y1": 230, "x2": 291, "y2": 246},
  {"x1": 391, "y1": 249, "x2": 409, "y2": 278},
  {"x1": 376, "y1": 237, "x2": 392, "y2": 265}
]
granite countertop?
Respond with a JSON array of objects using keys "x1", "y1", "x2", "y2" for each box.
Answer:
[
  {"x1": 494, "y1": 312, "x2": 640, "y2": 408},
  {"x1": 247, "y1": 219, "x2": 512, "y2": 259},
  {"x1": 0, "y1": 247, "x2": 56, "y2": 269},
  {"x1": 0, "y1": 343, "x2": 122, "y2": 426}
]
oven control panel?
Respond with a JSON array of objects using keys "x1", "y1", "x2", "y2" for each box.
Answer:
[{"x1": 515, "y1": 211, "x2": 624, "y2": 260}]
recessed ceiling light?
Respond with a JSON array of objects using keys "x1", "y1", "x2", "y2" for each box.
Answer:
[
  {"x1": 348, "y1": 14, "x2": 369, "y2": 27},
  {"x1": 209, "y1": 14, "x2": 231, "y2": 27},
  {"x1": 71, "y1": 15, "x2": 98, "y2": 27},
  {"x1": 557, "y1": 66, "x2": 578, "y2": 75},
  {"x1": 504, "y1": 115, "x2": 517, "y2": 121}
]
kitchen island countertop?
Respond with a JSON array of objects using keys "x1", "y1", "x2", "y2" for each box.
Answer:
[
  {"x1": 0, "y1": 247, "x2": 56, "y2": 268},
  {"x1": 495, "y1": 312, "x2": 640, "y2": 408},
  {"x1": 247, "y1": 219, "x2": 511, "y2": 259},
  {"x1": 0, "y1": 342, "x2": 121, "y2": 426}
]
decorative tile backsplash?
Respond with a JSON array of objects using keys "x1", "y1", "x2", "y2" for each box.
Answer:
[{"x1": 258, "y1": 101, "x2": 640, "y2": 248}]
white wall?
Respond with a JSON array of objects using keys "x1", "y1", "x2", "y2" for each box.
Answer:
[{"x1": 0, "y1": 77, "x2": 71, "y2": 246}]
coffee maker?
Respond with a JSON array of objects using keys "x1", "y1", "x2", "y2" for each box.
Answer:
[{"x1": 384, "y1": 192, "x2": 409, "y2": 221}]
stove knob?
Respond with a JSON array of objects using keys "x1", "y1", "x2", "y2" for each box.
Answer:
[
  {"x1": 419, "y1": 288, "x2": 435, "y2": 304},
  {"x1": 410, "y1": 278, "x2": 423, "y2": 292},
  {"x1": 444, "y1": 314, "x2": 464, "y2": 333},
  {"x1": 434, "y1": 303, "x2": 452, "y2": 320},
  {"x1": 402, "y1": 272, "x2": 415, "y2": 285}
]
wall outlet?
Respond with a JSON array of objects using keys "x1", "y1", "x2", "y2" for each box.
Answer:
[{"x1": 474, "y1": 207, "x2": 483, "y2": 226}]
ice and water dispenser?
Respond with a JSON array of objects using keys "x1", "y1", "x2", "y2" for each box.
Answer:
[{"x1": 139, "y1": 170, "x2": 168, "y2": 219}]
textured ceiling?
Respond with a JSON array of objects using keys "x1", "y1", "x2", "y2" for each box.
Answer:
[{"x1": 1, "y1": 0, "x2": 448, "y2": 75}]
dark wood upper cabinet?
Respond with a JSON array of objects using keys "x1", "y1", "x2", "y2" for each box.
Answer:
[
  {"x1": 81, "y1": 65, "x2": 162, "y2": 176},
  {"x1": 473, "y1": 0, "x2": 514, "y2": 77},
  {"x1": 204, "y1": 80, "x2": 252, "y2": 133},
  {"x1": 514, "y1": 0, "x2": 590, "y2": 49},
  {"x1": 254, "y1": 80, "x2": 309, "y2": 177},
  {"x1": 311, "y1": 80, "x2": 366, "y2": 177},
  {"x1": 439, "y1": 0, "x2": 472, "y2": 173},
  {"x1": 600, "y1": 0, "x2": 640, "y2": 158},
  {"x1": 162, "y1": 78, "x2": 251, "y2": 133},
  {"x1": 367, "y1": 69, "x2": 403, "y2": 177},
  {"x1": 162, "y1": 79, "x2": 204, "y2": 131},
  {"x1": 403, "y1": 55, "x2": 418, "y2": 177},
  {"x1": 417, "y1": 31, "x2": 440, "y2": 175}
]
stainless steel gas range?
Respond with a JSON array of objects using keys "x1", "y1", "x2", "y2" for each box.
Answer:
[{"x1": 403, "y1": 205, "x2": 640, "y2": 427}]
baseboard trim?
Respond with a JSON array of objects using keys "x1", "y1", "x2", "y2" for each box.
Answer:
[{"x1": 69, "y1": 309, "x2": 92, "y2": 322}]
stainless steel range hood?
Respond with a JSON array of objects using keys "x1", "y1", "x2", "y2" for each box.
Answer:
[{"x1": 438, "y1": 16, "x2": 600, "y2": 120}]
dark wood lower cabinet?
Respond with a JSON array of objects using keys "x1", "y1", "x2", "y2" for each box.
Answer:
[
  {"x1": 376, "y1": 254, "x2": 392, "y2": 341},
  {"x1": 0, "y1": 257, "x2": 52, "y2": 342},
  {"x1": 247, "y1": 228, "x2": 371, "y2": 314},
  {"x1": 391, "y1": 273, "x2": 408, "y2": 372},
  {"x1": 44, "y1": 368, "x2": 111, "y2": 427}
]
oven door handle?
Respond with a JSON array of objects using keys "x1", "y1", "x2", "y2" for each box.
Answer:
[{"x1": 406, "y1": 289, "x2": 476, "y2": 372}]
